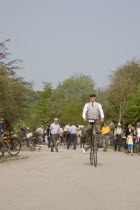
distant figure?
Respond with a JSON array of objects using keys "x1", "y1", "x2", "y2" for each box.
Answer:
[
  {"x1": 0, "y1": 118, "x2": 4, "y2": 134},
  {"x1": 126, "y1": 131, "x2": 134, "y2": 156},
  {"x1": 63, "y1": 124, "x2": 70, "y2": 145},
  {"x1": 101, "y1": 123, "x2": 110, "y2": 151},
  {"x1": 136, "y1": 123, "x2": 140, "y2": 152},
  {"x1": 67, "y1": 123, "x2": 77, "y2": 150},
  {"x1": 25, "y1": 131, "x2": 33, "y2": 147},
  {"x1": 80, "y1": 126, "x2": 87, "y2": 148},
  {"x1": 36, "y1": 125, "x2": 44, "y2": 144},
  {"x1": 114, "y1": 123, "x2": 123, "y2": 152},
  {"x1": 49, "y1": 118, "x2": 60, "y2": 152}
]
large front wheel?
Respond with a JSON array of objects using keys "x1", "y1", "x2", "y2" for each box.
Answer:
[
  {"x1": 90, "y1": 149, "x2": 93, "y2": 165},
  {"x1": 93, "y1": 136, "x2": 97, "y2": 167}
]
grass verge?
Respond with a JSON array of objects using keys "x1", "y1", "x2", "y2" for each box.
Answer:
[{"x1": 0, "y1": 154, "x2": 29, "y2": 163}]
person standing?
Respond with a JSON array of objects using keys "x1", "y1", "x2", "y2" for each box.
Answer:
[
  {"x1": 45, "y1": 126, "x2": 51, "y2": 148},
  {"x1": 125, "y1": 124, "x2": 133, "y2": 137},
  {"x1": 136, "y1": 123, "x2": 140, "y2": 152},
  {"x1": 82, "y1": 94, "x2": 104, "y2": 153},
  {"x1": 21, "y1": 124, "x2": 27, "y2": 139},
  {"x1": 114, "y1": 123, "x2": 123, "y2": 151},
  {"x1": 125, "y1": 124, "x2": 133, "y2": 149},
  {"x1": 49, "y1": 118, "x2": 60, "y2": 152},
  {"x1": 63, "y1": 123, "x2": 70, "y2": 146},
  {"x1": 58, "y1": 126, "x2": 64, "y2": 145},
  {"x1": 36, "y1": 125, "x2": 44, "y2": 144},
  {"x1": 80, "y1": 126, "x2": 87, "y2": 148},
  {"x1": 101, "y1": 123, "x2": 110, "y2": 151},
  {"x1": 126, "y1": 131, "x2": 134, "y2": 155},
  {"x1": 0, "y1": 118, "x2": 4, "y2": 135},
  {"x1": 67, "y1": 123, "x2": 78, "y2": 150},
  {"x1": 25, "y1": 131, "x2": 33, "y2": 147}
]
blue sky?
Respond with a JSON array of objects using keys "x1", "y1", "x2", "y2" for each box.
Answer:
[{"x1": 0, "y1": 0, "x2": 140, "y2": 90}]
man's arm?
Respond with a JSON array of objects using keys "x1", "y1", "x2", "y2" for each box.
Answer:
[
  {"x1": 69, "y1": 127, "x2": 72, "y2": 133},
  {"x1": 49, "y1": 124, "x2": 52, "y2": 137},
  {"x1": 82, "y1": 103, "x2": 88, "y2": 120},
  {"x1": 98, "y1": 103, "x2": 104, "y2": 120}
]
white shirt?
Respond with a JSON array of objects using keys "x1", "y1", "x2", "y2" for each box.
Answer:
[
  {"x1": 137, "y1": 128, "x2": 140, "y2": 137},
  {"x1": 82, "y1": 102, "x2": 104, "y2": 119},
  {"x1": 26, "y1": 133, "x2": 33, "y2": 138},
  {"x1": 64, "y1": 125, "x2": 70, "y2": 132},
  {"x1": 69, "y1": 125, "x2": 77, "y2": 134},
  {"x1": 50, "y1": 123, "x2": 60, "y2": 135},
  {"x1": 114, "y1": 128, "x2": 123, "y2": 136}
]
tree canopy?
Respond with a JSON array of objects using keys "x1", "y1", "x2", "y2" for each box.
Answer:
[{"x1": 1, "y1": 39, "x2": 140, "y2": 130}]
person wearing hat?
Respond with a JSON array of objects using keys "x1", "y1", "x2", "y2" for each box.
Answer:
[
  {"x1": 82, "y1": 94, "x2": 104, "y2": 152},
  {"x1": 114, "y1": 123, "x2": 123, "y2": 151},
  {"x1": 49, "y1": 118, "x2": 60, "y2": 152}
]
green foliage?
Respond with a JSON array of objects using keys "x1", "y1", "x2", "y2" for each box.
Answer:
[
  {"x1": 61, "y1": 97, "x2": 84, "y2": 125},
  {"x1": 1, "y1": 40, "x2": 139, "y2": 130},
  {"x1": 0, "y1": 41, "x2": 31, "y2": 123},
  {"x1": 56, "y1": 73, "x2": 95, "y2": 100},
  {"x1": 34, "y1": 73, "x2": 96, "y2": 126},
  {"x1": 106, "y1": 60, "x2": 140, "y2": 124},
  {"x1": 125, "y1": 89, "x2": 140, "y2": 125}
]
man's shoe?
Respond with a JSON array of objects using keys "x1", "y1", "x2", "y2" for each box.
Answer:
[
  {"x1": 51, "y1": 149, "x2": 53, "y2": 152},
  {"x1": 103, "y1": 149, "x2": 107, "y2": 152}
]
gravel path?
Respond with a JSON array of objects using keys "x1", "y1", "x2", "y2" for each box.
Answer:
[{"x1": 0, "y1": 146, "x2": 140, "y2": 210}]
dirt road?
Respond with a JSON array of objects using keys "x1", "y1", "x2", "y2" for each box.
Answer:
[{"x1": 0, "y1": 146, "x2": 140, "y2": 210}]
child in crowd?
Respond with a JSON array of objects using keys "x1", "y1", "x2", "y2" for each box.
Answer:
[{"x1": 126, "y1": 131, "x2": 134, "y2": 156}]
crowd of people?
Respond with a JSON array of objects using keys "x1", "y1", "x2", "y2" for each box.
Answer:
[
  {"x1": 18, "y1": 119, "x2": 140, "y2": 156},
  {"x1": 0, "y1": 93, "x2": 140, "y2": 156}
]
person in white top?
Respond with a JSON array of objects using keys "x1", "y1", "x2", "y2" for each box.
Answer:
[
  {"x1": 136, "y1": 123, "x2": 140, "y2": 152},
  {"x1": 114, "y1": 123, "x2": 123, "y2": 152},
  {"x1": 63, "y1": 124, "x2": 70, "y2": 146},
  {"x1": 25, "y1": 131, "x2": 33, "y2": 147},
  {"x1": 82, "y1": 94, "x2": 104, "y2": 153},
  {"x1": 49, "y1": 118, "x2": 60, "y2": 152}
]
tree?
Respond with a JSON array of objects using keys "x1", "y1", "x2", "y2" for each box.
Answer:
[
  {"x1": 0, "y1": 40, "x2": 31, "y2": 124},
  {"x1": 55, "y1": 73, "x2": 95, "y2": 100},
  {"x1": 35, "y1": 73, "x2": 96, "y2": 126},
  {"x1": 125, "y1": 89, "x2": 140, "y2": 125},
  {"x1": 107, "y1": 60, "x2": 140, "y2": 124}
]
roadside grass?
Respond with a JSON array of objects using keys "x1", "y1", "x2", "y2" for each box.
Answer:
[
  {"x1": 0, "y1": 154, "x2": 29, "y2": 163},
  {"x1": 108, "y1": 145, "x2": 140, "y2": 155},
  {"x1": 21, "y1": 147, "x2": 31, "y2": 151}
]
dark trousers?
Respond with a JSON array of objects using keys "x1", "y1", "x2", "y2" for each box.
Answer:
[
  {"x1": 67, "y1": 134, "x2": 77, "y2": 149},
  {"x1": 25, "y1": 138, "x2": 30, "y2": 147},
  {"x1": 48, "y1": 136, "x2": 52, "y2": 148},
  {"x1": 114, "y1": 135, "x2": 122, "y2": 151},
  {"x1": 80, "y1": 137, "x2": 86, "y2": 148},
  {"x1": 51, "y1": 134, "x2": 58, "y2": 151}
]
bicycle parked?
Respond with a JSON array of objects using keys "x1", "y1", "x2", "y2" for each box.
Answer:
[{"x1": 1, "y1": 131, "x2": 21, "y2": 156}]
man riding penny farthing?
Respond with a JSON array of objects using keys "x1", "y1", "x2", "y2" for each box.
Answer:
[{"x1": 82, "y1": 94, "x2": 104, "y2": 167}]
